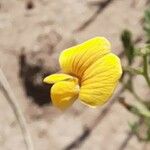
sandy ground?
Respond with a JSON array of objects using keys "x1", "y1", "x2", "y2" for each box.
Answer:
[{"x1": 0, "y1": 0, "x2": 150, "y2": 150}]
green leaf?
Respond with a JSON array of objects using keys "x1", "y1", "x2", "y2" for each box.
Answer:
[
  {"x1": 133, "y1": 101, "x2": 150, "y2": 118},
  {"x1": 144, "y1": 8, "x2": 150, "y2": 43},
  {"x1": 121, "y1": 30, "x2": 135, "y2": 64}
]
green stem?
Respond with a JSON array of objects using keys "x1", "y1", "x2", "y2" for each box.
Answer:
[
  {"x1": 123, "y1": 67, "x2": 143, "y2": 75},
  {"x1": 143, "y1": 55, "x2": 150, "y2": 87}
]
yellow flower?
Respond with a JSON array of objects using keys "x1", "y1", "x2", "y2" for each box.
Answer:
[{"x1": 43, "y1": 37, "x2": 122, "y2": 110}]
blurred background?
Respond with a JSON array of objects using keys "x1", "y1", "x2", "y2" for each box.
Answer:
[{"x1": 0, "y1": 0, "x2": 150, "y2": 150}]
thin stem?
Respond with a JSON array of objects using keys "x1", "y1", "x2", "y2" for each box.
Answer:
[
  {"x1": 0, "y1": 68, "x2": 34, "y2": 150},
  {"x1": 143, "y1": 55, "x2": 150, "y2": 87},
  {"x1": 123, "y1": 66, "x2": 143, "y2": 75},
  {"x1": 122, "y1": 78, "x2": 144, "y2": 102}
]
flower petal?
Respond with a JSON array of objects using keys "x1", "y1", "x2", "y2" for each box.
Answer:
[
  {"x1": 59, "y1": 37, "x2": 111, "y2": 79},
  {"x1": 43, "y1": 73, "x2": 74, "y2": 84},
  {"x1": 51, "y1": 80, "x2": 79, "y2": 110},
  {"x1": 79, "y1": 53, "x2": 122, "y2": 107}
]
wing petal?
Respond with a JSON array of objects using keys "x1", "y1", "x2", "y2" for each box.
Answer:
[{"x1": 79, "y1": 53, "x2": 122, "y2": 107}]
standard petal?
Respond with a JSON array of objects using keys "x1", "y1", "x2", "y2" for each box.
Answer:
[
  {"x1": 43, "y1": 73, "x2": 74, "y2": 84},
  {"x1": 59, "y1": 37, "x2": 111, "y2": 79},
  {"x1": 79, "y1": 53, "x2": 122, "y2": 107},
  {"x1": 51, "y1": 80, "x2": 79, "y2": 110}
]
